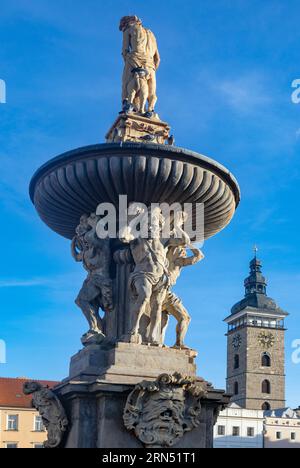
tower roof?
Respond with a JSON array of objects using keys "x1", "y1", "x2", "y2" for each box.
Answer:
[{"x1": 228, "y1": 253, "x2": 288, "y2": 318}]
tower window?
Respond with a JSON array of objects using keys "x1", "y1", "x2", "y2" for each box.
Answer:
[
  {"x1": 262, "y1": 380, "x2": 271, "y2": 394},
  {"x1": 234, "y1": 382, "x2": 239, "y2": 395},
  {"x1": 262, "y1": 353, "x2": 271, "y2": 367},
  {"x1": 262, "y1": 402, "x2": 271, "y2": 411},
  {"x1": 234, "y1": 354, "x2": 240, "y2": 369}
]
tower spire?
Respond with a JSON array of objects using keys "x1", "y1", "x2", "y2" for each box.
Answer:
[
  {"x1": 253, "y1": 244, "x2": 258, "y2": 259},
  {"x1": 244, "y1": 250, "x2": 267, "y2": 297}
]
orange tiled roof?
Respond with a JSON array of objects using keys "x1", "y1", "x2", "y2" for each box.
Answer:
[{"x1": 0, "y1": 377, "x2": 59, "y2": 409}]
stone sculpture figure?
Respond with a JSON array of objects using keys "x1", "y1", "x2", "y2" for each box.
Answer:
[
  {"x1": 71, "y1": 213, "x2": 113, "y2": 345},
  {"x1": 162, "y1": 244, "x2": 204, "y2": 348},
  {"x1": 23, "y1": 381, "x2": 68, "y2": 449},
  {"x1": 159, "y1": 211, "x2": 204, "y2": 348},
  {"x1": 120, "y1": 15, "x2": 160, "y2": 117},
  {"x1": 126, "y1": 67, "x2": 149, "y2": 115},
  {"x1": 121, "y1": 206, "x2": 169, "y2": 345},
  {"x1": 123, "y1": 373, "x2": 208, "y2": 448}
]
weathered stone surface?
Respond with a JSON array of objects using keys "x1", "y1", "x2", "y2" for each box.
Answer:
[
  {"x1": 227, "y1": 326, "x2": 286, "y2": 410},
  {"x1": 119, "y1": 15, "x2": 160, "y2": 116},
  {"x1": 106, "y1": 114, "x2": 171, "y2": 145},
  {"x1": 123, "y1": 373, "x2": 208, "y2": 447},
  {"x1": 69, "y1": 342, "x2": 197, "y2": 384},
  {"x1": 54, "y1": 379, "x2": 229, "y2": 449},
  {"x1": 226, "y1": 256, "x2": 288, "y2": 410},
  {"x1": 23, "y1": 381, "x2": 68, "y2": 449},
  {"x1": 29, "y1": 143, "x2": 240, "y2": 241}
]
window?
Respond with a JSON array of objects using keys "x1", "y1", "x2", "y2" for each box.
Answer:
[
  {"x1": 7, "y1": 415, "x2": 18, "y2": 431},
  {"x1": 217, "y1": 425, "x2": 225, "y2": 436},
  {"x1": 234, "y1": 354, "x2": 240, "y2": 369},
  {"x1": 291, "y1": 432, "x2": 296, "y2": 441},
  {"x1": 262, "y1": 402, "x2": 271, "y2": 411},
  {"x1": 276, "y1": 432, "x2": 282, "y2": 440},
  {"x1": 247, "y1": 427, "x2": 255, "y2": 437},
  {"x1": 232, "y1": 426, "x2": 240, "y2": 437},
  {"x1": 262, "y1": 353, "x2": 271, "y2": 367},
  {"x1": 34, "y1": 444, "x2": 44, "y2": 449},
  {"x1": 6, "y1": 443, "x2": 18, "y2": 449},
  {"x1": 262, "y1": 380, "x2": 271, "y2": 394},
  {"x1": 34, "y1": 416, "x2": 44, "y2": 432},
  {"x1": 234, "y1": 382, "x2": 239, "y2": 395}
]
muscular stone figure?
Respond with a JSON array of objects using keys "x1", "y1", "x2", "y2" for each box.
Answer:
[
  {"x1": 120, "y1": 15, "x2": 160, "y2": 117},
  {"x1": 161, "y1": 245, "x2": 204, "y2": 349},
  {"x1": 71, "y1": 213, "x2": 113, "y2": 345},
  {"x1": 122, "y1": 207, "x2": 168, "y2": 345}
]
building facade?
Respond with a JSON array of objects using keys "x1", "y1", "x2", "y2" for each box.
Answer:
[
  {"x1": 214, "y1": 403, "x2": 264, "y2": 449},
  {"x1": 214, "y1": 405, "x2": 300, "y2": 449},
  {"x1": 224, "y1": 254, "x2": 288, "y2": 410},
  {"x1": 0, "y1": 377, "x2": 58, "y2": 448},
  {"x1": 264, "y1": 408, "x2": 300, "y2": 449}
]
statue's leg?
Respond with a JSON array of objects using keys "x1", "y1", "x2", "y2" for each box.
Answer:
[
  {"x1": 76, "y1": 295, "x2": 103, "y2": 334},
  {"x1": 92, "y1": 298, "x2": 103, "y2": 331},
  {"x1": 147, "y1": 70, "x2": 158, "y2": 113},
  {"x1": 126, "y1": 76, "x2": 138, "y2": 112},
  {"x1": 166, "y1": 293, "x2": 191, "y2": 348},
  {"x1": 140, "y1": 79, "x2": 149, "y2": 114},
  {"x1": 122, "y1": 63, "x2": 132, "y2": 102},
  {"x1": 75, "y1": 280, "x2": 104, "y2": 336},
  {"x1": 147, "y1": 286, "x2": 167, "y2": 346},
  {"x1": 161, "y1": 310, "x2": 170, "y2": 345},
  {"x1": 161, "y1": 290, "x2": 172, "y2": 344},
  {"x1": 129, "y1": 277, "x2": 152, "y2": 342}
]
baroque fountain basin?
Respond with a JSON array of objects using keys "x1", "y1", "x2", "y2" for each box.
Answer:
[{"x1": 29, "y1": 142, "x2": 241, "y2": 240}]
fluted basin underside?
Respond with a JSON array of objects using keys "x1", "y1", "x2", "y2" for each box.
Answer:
[{"x1": 29, "y1": 143, "x2": 240, "y2": 240}]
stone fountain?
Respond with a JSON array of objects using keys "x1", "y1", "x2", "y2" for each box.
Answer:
[{"x1": 26, "y1": 15, "x2": 240, "y2": 449}]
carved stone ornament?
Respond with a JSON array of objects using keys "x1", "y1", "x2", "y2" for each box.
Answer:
[
  {"x1": 23, "y1": 381, "x2": 68, "y2": 448},
  {"x1": 123, "y1": 373, "x2": 208, "y2": 448}
]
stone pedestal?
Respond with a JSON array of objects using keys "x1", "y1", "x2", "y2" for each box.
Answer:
[
  {"x1": 46, "y1": 343, "x2": 229, "y2": 448},
  {"x1": 106, "y1": 114, "x2": 171, "y2": 145},
  {"x1": 69, "y1": 342, "x2": 197, "y2": 383},
  {"x1": 55, "y1": 378, "x2": 229, "y2": 449}
]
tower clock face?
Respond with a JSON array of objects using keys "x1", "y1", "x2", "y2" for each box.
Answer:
[
  {"x1": 232, "y1": 334, "x2": 242, "y2": 350},
  {"x1": 258, "y1": 332, "x2": 275, "y2": 349}
]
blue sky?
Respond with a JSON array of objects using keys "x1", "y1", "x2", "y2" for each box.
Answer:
[{"x1": 0, "y1": 0, "x2": 299, "y2": 407}]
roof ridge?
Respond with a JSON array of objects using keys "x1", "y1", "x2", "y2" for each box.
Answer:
[{"x1": 0, "y1": 376, "x2": 58, "y2": 382}]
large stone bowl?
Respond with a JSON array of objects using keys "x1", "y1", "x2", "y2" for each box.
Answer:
[{"x1": 29, "y1": 143, "x2": 240, "y2": 240}]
